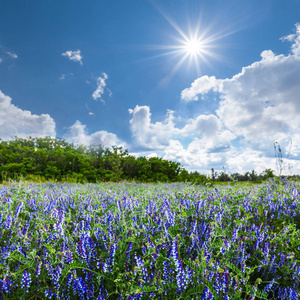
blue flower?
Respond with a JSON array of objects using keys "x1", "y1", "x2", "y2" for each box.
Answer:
[
  {"x1": 21, "y1": 270, "x2": 31, "y2": 293},
  {"x1": 35, "y1": 261, "x2": 42, "y2": 277},
  {"x1": 262, "y1": 278, "x2": 275, "y2": 295}
]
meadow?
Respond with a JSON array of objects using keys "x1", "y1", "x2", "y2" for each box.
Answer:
[{"x1": 0, "y1": 180, "x2": 299, "y2": 299}]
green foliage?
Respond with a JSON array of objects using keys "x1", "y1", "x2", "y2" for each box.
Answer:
[
  {"x1": 0, "y1": 137, "x2": 184, "y2": 183},
  {"x1": 0, "y1": 137, "x2": 286, "y2": 185}
]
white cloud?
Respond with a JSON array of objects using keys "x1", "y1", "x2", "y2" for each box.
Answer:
[
  {"x1": 62, "y1": 50, "x2": 83, "y2": 65},
  {"x1": 182, "y1": 114, "x2": 222, "y2": 137},
  {"x1": 128, "y1": 105, "x2": 236, "y2": 173},
  {"x1": 92, "y1": 73, "x2": 108, "y2": 103},
  {"x1": 146, "y1": 152, "x2": 158, "y2": 159},
  {"x1": 128, "y1": 105, "x2": 179, "y2": 149},
  {"x1": 175, "y1": 23, "x2": 300, "y2": 174},
  {"x1": 281, "y1": 23, "x2": 300, "y2": 56},
  {"x1": 59, "y1": 74, "x2": 66, "y2": 80},
  {"x1": 0, "y1": 90, "x2": 56, "y2": 140},
  {"x1": 126, "y1": 24, "x2": 300, "y2": 174},
  {"x1": 65, "y1": 120, "x2": 125, "y2": 149},
  {"x1": 181, "y1": 76, "x2": 220, "y2": 101},
  {"x1": 163, "y1": 139, "x2": 229, "y2": 172},
  {"x1": 6, "y1": 51, "x2": 18, "y2": 59},
  {"x1": 0, "y1": 47, "x2": 18, "y2": 62},
  {"x1": 216, "y1": 50, "x2": 300, "y2": 152},
  {"x1": 0, "y1": 91, "x2": 124, "y2": 153}
]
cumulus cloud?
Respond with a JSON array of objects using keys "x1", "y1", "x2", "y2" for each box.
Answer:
[
  {"x1": 0, "y1": 90, "x2": 124, "y2": 153},
  {"x1": 128, "y1": 105, "x2": 179, "y2": 149},
  {"x1": 181, "y1": 25, "x2": 300, "y2": 152},
  {"x1": 127, "y1": 24, "x2": 300, "y2": 174},
  {"x1": 181, "y1": 76, "x2": 220, "y2": 101},
  {"x1": 92, "y1": 73, "x2": 108, "y2": 103},
  {"x1": 182, "y1": 114, "x2": 222, "y2": 137},
  {"x1": 65, "y1": 120, "x2": 125, "y2": 149},
  {"x1": 0, "y1": 58, "x2": 3, "y2": 63},
  {"x1": 0, "y1": 90, "x2": 56, "y2": 140},
  {"x1": 281, "y1": 23, "x2": 300, "y2": 56},
  {"x1": 128, "y1": 105, "x2": 235, "y2": 169},
  {"x1": 62, "y1": 50, "x2": 83, "y2": 65},
  {"x1": 216, "y1": 50, "x2": 300, "y2": 152},
  {"x1": 163, "y1": 139, "x2": 230, "y2": 172}
]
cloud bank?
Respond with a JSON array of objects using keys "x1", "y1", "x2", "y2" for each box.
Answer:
[
  {"x1": 0, "y1": 91, "x2": 123, "y2": 150},
  {"x1": 0, "y1": 90, "x2": 56, "y2": 140},
  {"x1": 128, "y1": 24, "x2": 300, "y2": 174}
]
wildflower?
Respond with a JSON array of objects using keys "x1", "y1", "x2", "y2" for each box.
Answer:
[
  {"x1": 5, "y1": 212, "x2": 12, "y2": 229},
  {"x1": 220, "y1": 270, "x2": 229, "y2": 294},
  {"x1": 66, "y1": 248, "x2": 73, "y2": 264},
  {"x1": 21, "y1": 270, "x2": 31, "y2": 292},
  {"x1": 45, "y1": 288, "x2": 54, "y2": 299},
  {"x1": 171, "y1": 237, "x2": 179, "y2": 261},
  {"x1": 262, "y1": 278, "x2": 275, "y2": 295},
  {"x1": 292, "y1": 187, "x2": 298, "y2": 198},
  {"x1": 185, "y1": 266, "x2": 193, "y2": 285},
  {"x1": 1, "y1": 276, "x2": 13, "y2": 293},
  {"x1": 201, "y1": 286, "x2": 213, "y2": 300},
  {"x1": 73, "y1": 277, "x2": 88, "y2": 299},
  {"x1": 288, "y1": 288, "x2": 298, "y2": 300},
  {"x1": 232, "y1": 226, "x2": 239, "y2": 243},
  {"x1": 35, "y1": 261, "x2": 42, "y2": 277},
  {"x1": 189, "y1": 219, "x2": 197, "y2": 236},
  {"x1": 13, "y1": 202, "x2": 23, "y2": 222},
  {"x1": 162, "y1": 260, "x2": 171, "y2": 284}
]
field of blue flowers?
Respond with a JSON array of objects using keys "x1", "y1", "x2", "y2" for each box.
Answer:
[{"x1": 0, "y1": 180, "x2": 300, "y2": 299}]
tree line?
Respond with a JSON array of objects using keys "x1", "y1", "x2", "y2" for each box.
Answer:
[
  {"x1": 0, "y1": 137, "x2": 184, "y2": 183},
  {"x1": 0, "y1": 137, "x2": 282, "y2": 184}
]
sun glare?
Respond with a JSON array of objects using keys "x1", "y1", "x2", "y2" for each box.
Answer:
[
  {"x1": 140, "y1": 3, "x2": 230, "y2": 83},
  {"x1": 184, "y1": 38, "x2": 203, "y2": 55}
]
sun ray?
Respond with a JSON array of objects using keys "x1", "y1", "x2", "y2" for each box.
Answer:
[
  {"x1": 132, "y1": 2, "x2": 236, "y2": 80},
  {"x1": 160, "y1": 52, "x2": 190, "y2": 85}
]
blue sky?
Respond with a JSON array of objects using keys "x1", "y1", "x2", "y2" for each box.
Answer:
[{"x1": 1, "y1": 0, "x2": 300, "y2": 174}]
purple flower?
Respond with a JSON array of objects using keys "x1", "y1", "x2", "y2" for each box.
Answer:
[
  {"x1": 292, "y1": 187, "x2": 299, "y2": 198},
  {"x1": 5, "y1": 212, "x2": 12, "y2": 229},
  {"x1": 45, "y1": 288, "x2": 54, "y2": 299},
  {"x1": 13, "y1": 201, "x2": 23, "y2": 222},
  {"x1": 201, "y1": 286, "x2": 213, "y2": 300},
  {"x1": 35, "y1": 261, "x2": 42, "y2": 277},
  {"x1": 288, "y1": 288, "x2": 298, "y2": 300},
  {"x1": 66, "y1": 248, "x2": 73, "y2": 264},
  {"x1": 262, "y1": 278, "x2": 275, "y2": 295},
  {"x1": 189, "y1": 219, "x2": 197, "y2": 236},
  {"x1": 171, "y1": 237, "x2": 179, "y2": 261},
  {"x1": 21, "y1": 270, "x2": 31, "y2": 293},
  {"x1": 1, "y1": 276, "x2": 13, "y2": 293},
  {"x1": 185, "y1": 266, "x2": 193, "y2": 285},
  {"x1": 232, "y1": 226, "x2": 239, "y2": 243},
  {"x1": 103, "y1": 243, "x2": 117, "y2": 273}
]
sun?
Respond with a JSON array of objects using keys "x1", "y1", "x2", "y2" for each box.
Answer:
[
  {"x1": 137, "y1": 4, "x2": 230, "y2": 83},
  {"x1": 183, "y1": 38, "x2": 203, "y2": 55}
]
